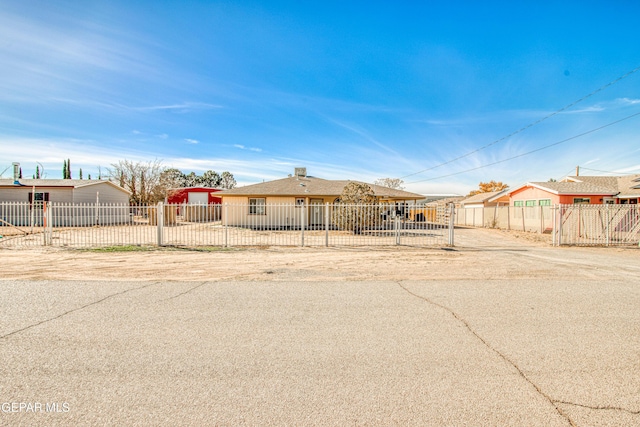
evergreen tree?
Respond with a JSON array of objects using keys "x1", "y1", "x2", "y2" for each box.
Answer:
[
  {"x1": 35, "y1": 165, "x2": 40, "y2": 179},
  {"x1": 88, "y1": 173, "x2": 92, "y2": 180},
  {"x1": 67, "y1": 158, "x2": 71, "y2": 179},
  {"x1": 63, "y1": 160, "x2": 67, "y2": 178},
  {"x1": 79, "y1": 168, "x2": 83, "y2": 180},
  {"x1": 19, "y1": 167, "x2": 23, "y2": 179}
]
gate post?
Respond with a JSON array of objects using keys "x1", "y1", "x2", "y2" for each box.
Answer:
[
  {"x1": 394, "y1": 214, "x2": 400, "y2": 245},
  {"x1": 43, "y1": 201, "x2": 52, "y2": 246},
  {"x1": 325, "y1": 203, "x2": 329, "y2": 247},
  {"x1": 224, "y1": 203, "x2": 229, "y2": 248},
  {"x1": 605, "y1": 203, "x2": 610, "y2": 247},
  {"x1": 301, "y1": 203, "x2": 305, "y2": 247},
  {"x1": 157, "y1": 202, "x2": 164, "y2": 246},
  {"x1": 448, "y1": 203, "x2": 455, "y2": 246}
]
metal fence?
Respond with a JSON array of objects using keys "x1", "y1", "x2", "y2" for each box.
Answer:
[
  {"x1": 0, "y1": 202, "x2": 453, "y2": 248},
  {"x1": 554, "y1": 204, "x2": 640, "y2": 246},
  {"x1": 454, "y1": 204, "x2": 640, "y2": 246},
  {"x1": 454, "y1": 205, "x2": 554, "y2": 233}
]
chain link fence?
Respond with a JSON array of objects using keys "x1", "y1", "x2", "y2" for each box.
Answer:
[{"x1": 0, "y1": 202, "x2": 454, "y2": 248}]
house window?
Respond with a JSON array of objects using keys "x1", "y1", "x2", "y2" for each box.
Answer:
[
  {"x1": 295, "y1": 198, "x2": 305, "y2": 208},
  {"x1": 603, "y1": 198, "x2": 615, "y2": 205},
  {"x1": 249, "y1": 198, "x2": 266, "y2": 215},
  {"x1": 573, "y1": 198, "x2": 590, "y2": 204},
  {"x1": 538, "y1": 199, "x2": 551, "y2": 206},
  {"x1": 525, "y1": 200, "x2": 536, "y2": 207},
  {"x1": 28, "y1": 192, "x2": 50, "y2": 208},
  {"x1": 513, "y1": 200, "x2": 523, "y2": 207}
]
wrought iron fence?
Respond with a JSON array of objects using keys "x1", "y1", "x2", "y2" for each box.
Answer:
[{"x1": 0, "y1": 202, "x2": 453, "y2": 248}]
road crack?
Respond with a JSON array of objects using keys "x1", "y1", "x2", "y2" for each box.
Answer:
[
  {"x1": 0, "y1": 282, "x2": 160, "y2": 340},
  {"x1": 554, "y1": 400, "x2": 640, "y2": 415},
  {"x1": 396, "y1": 281, "x2": 577, "y2": 427}
]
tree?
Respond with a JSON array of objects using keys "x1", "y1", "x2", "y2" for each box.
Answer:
[
  {"x1": 63, "y1": 160, "x2": 67, "y2": 179},
  {"x1": 67, "y1": 158, "x2": 71, "y2": 179},
  {"x1": 183, "y1": 172, "x2": 199, "y2": 187},
  {"x1": 374, "y1": 178, "x2": 405, "y2": 190},
  {"x1": 79, "y1": 168, "x2": 83, "y2": 180},
  {"x1": 467, "y1": 180, "x2": 508, "y2": 197},
  {"x1": 331, "y1": 182, "x2": 381, "y2": 234},
  {"x1": 19, "y1": 167, "x2": 22, "y2": 179},
  {"x1": 199, "y1": 170, "x2": 221, "y2": 187},
  {"x1": 34, "y1": 165, "x2": 40, "y2": 179},
  {"x1": 107, "y1": 159, "x2": 165, "y2": 205},
  {"x1": 220, "y1": 171, "x2": 236, "y2": 189},
  {"x1": 159, "y1": 168, "x2": 186, "y2": 189}
]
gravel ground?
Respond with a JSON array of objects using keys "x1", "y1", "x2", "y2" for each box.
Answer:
[{"x1": 1, "y1": 228, "x2": 639, "y2": 426}]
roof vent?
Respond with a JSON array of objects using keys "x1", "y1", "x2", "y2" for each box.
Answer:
[{"x1": 294, "y1": 167, "x2": 307, "y2": 178}]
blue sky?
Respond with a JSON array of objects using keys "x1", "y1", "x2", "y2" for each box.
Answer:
[{"x1": 1, "y1": 0, "x2": 639, "y2": 195}]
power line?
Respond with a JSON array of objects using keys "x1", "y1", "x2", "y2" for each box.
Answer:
[
  {"x1": 407, "y1": 110, "x2": 640, "y2": 184},
  {"x1": 578, "y1": 166, "x2": 640, "y2": 175},
  {"x1": 400, "y1": 65, "x2": 640, "y2": 180}
]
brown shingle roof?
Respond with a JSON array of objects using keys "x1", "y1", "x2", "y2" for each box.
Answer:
[
  {"x1": 565, "y1": 175, "x2": 640, "y2": 197},
  {"x1": 217, "y1": 176, "x2": 424, "y2": 200},
  {"x1": 529, "y1": 181, "x2": 617, "y2": 195}
]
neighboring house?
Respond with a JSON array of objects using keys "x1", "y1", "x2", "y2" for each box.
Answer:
[
  {"x1": 459, "y1": 190, "x2": 510, "y2": 208},
  {"x1": 0, "y1": 179, "x2": 131, "y2": 204},
  {"x1": 166, "y1": 187, "x2": 222, "y2": 205},
  {"x1": 216, "y1": 168, "x2": 424, "y2": 227},
  {"x1": 507, "y1": 174, "x2": 640, "y2": 206},
  {"x1": 0, "y1": 179, "x2": 131, "y2": 226},
  {"x1": 563, "y1": 175, "x2": 640, "y2": 204}
]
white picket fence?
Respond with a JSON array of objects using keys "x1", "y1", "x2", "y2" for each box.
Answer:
[{"x1": 0, "y1": 202, "x2": 453, "y2": 248}]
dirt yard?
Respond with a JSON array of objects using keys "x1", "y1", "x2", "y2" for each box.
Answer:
[{"x1": 1, "y1": 227, "x2": 637, "y2": 283}]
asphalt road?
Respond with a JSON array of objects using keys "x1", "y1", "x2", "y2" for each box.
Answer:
[{"x1": 1, "y1": 232, "x2": 639, "y2": 426}]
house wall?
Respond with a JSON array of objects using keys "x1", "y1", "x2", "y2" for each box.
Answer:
[
  {"x1": 0, "y1": 186, "x2": 74, "y2": 203},
  {"x1": 510, "y1": 187, "x2": 560, "y2": 205},
  {"x1": 221, "y1": 195, "x2": 337, "y2": 227},
  {"x1": 510, "y1": 186, "x2": 613, "y2": 205},
  {"x1": 73, "y1": 182, "x2": 130, "y2": 204}
]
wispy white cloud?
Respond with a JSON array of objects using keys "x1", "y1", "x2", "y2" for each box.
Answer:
[
  {"x1": 184, "y1": 139, "x2": 199, "y2": 144},
  {"x1": 135, "y1": 102, "x2": 224, "y2": 113},
  {"x1": 157, "y1": 134, "x2": 169, "y2": 139},
  {"x1": 234, "y1": 144, "x2": 262, "y2": 152}
]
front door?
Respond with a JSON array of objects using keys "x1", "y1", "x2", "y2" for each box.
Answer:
[{"x1": 309, "y1": 199, "x2": 324, "y2": 226}]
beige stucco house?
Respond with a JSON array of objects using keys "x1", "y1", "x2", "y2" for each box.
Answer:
[{"x1": 216, "y1": 169, "x2": 424, "y2": 228}]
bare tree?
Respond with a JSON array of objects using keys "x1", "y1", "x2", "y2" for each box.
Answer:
[
  {"x1": 108, "y1": 159, "x2": 166, "y2": 204},
  {"x1": 374, "y1": 178, "x2": 405, "y2": 190}
]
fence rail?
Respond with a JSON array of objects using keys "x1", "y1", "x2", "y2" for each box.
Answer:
[{"x1": 0, "y1": 202, "x2": 453, "y2": 248}]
